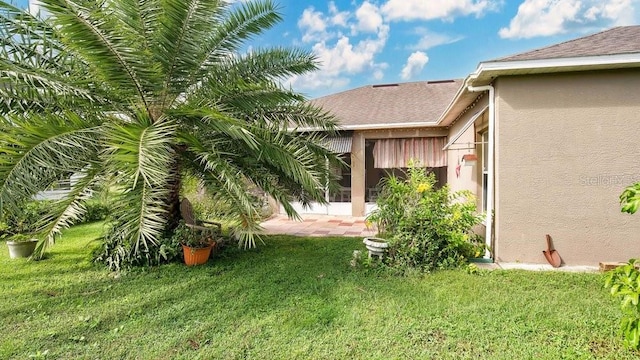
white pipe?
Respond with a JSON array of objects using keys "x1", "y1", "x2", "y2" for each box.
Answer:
[{"x1": 467, "y1": 84, "x2": 494, "y2": 259}]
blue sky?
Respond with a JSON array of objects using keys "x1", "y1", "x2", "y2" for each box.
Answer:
[
  {"x1": 19, "y1": 0, "x2": 640, "y2": 98},
  {"x1": 259, "y1": 0, "x2": 640, "y2": 98}
]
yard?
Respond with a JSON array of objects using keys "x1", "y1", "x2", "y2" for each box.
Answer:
[{"x1": 0, "y1": 222, "x2": 636, "y2": 359}]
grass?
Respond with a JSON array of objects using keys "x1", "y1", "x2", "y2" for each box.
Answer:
[{"x1": 0, "y1": 222, "x2": 637, "y2": 359}]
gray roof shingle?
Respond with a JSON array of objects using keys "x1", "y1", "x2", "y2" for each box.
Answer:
[
  {"x1": 493, "y1": 26, "x2": 640, "y2": 62},
  {"x1": 311, "y1": 79, "x2": 462, "y2": 128}
]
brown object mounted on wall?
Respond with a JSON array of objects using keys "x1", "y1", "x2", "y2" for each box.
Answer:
[{"x1": 543, "y1": 234, "x2": 562, "y2": 268}]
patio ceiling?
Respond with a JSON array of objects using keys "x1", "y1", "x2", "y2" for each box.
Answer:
[{"x1": 323, "y1": 136, "x2": 352, "y2": 154}]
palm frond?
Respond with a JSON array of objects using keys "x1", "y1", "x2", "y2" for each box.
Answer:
[
  {"x1": 173, "y1": 106, "x2": 260, "y2": 151},
  {"x1": 181, "y1": 143, "x2": 264, "y2": 248},
  {"x1": 184, "y1": 117, "x2": 342, "y2": 217},
  {"x1": 215, "y1": 47, "x2": 318, "y2": 83},
  {"x1": 156, "y1": 0, "x2": 226, "y2": 106},
  {"x1": 0, "y1": 112, "x2": 101, "y2": 214},
  {"x1": 0, "y1": 3, "x2": 107, "y2": 113},
  {"x1": 102, "y1": 116, "x2": 176, "y2": 256},
  {"x1": 189, "y1": 0, "x2": 281, "y2": 85},
  {"x1": 40, "y1": 0, "x2": 153, "y2": 114},
  {"x1": 32, "y1": 164, "x2": 104, "y2": 259}
]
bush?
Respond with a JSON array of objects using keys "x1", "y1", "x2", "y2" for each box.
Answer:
[
  {"x1": 366, "y1": 166, "x2": 485, "y2": 273},
  {"x1": 80, "y1": 200, "x2": 111, "y2": 223},
  {"x1": 605, "y1": 259, "x2": 640, "y2": 350},
  {"x1": 93, "y1": 226, "x2": 179, "y2": 271},
  {"x1": 0, "y1": 200, "x2": 51, "y2": 239}
]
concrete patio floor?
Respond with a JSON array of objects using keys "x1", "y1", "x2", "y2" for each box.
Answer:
[{"x1": 261, "y1": 214, "x2": 377, "y2": 237}]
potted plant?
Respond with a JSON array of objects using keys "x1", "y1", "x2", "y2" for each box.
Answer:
[
  {"x1": 172, "y1": 221, "x2": 216, "y2": 266},
  {"x1": 363, "y1": 237, "x2": 389, "y2": 259},
  {"x1": 6, "y1": 234, "x2": 39, "y2": 259}
]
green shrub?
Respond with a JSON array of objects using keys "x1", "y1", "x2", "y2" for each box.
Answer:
[
  {"x1": 366, "y1": 166, "x2": 485, "y2": 273},
  {"x1": 1, "y1": 200, "x2": 51, "y2": 238},
  {"x1": 605, "y1": 259, "x2": 640, "y2": 350},
  {"x1": 80, "y1": 200, "x2": 111, "y2": 223},
  {"x1": 93, "y1": 226, "x2": 179, "y2": 271}
]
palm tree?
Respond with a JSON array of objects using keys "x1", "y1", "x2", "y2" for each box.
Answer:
[{"x1": 0, "y1": 0, "x2": 341, "y2": 268}]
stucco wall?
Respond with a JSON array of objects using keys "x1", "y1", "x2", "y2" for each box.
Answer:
[
  {"x1": 494, "y1": 69, "x2": 640, "y2": 265},
  {"x1": 446, "y1": 96, "x2": 488, "y2": 200}
]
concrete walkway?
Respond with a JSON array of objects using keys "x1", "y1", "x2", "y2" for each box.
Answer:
[{"x1": 261, "y1": 214, "x2": 377, "y2": 237}]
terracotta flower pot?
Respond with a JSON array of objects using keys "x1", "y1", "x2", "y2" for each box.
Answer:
[{"x1": 182, "y1": 243, "x2": 215, "y2": 266}]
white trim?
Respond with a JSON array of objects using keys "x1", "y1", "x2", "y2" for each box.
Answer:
[
  {"x1": 340, "y1": 122, "x2": 439, "y2": 130},
  {"x1": 442, "y1": 105, "x2": 488, "y2": 150},
  {"x1": 437, "y1": 53, "x2": 640, "y2": 125},
  {"x1": 291, "y1": 121, "x2": 440, "y2": 132},
  {"x1": 472, "y1": 53, "x2": 640, "y2": 77},
  {"x1": 467, "y1": 85, "x2": 494, "y2": 260}
]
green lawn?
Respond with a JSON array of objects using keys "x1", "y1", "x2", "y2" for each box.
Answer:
[{"x1": 0, "y1": 223, "x2": 636, "y2": 359}]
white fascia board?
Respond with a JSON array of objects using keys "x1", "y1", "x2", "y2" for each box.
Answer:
[
  {"x1": 439, "y1": 53, "x2": 640, "y2": 124},
  {"x1": 290, "y1": 121, "x2": 440, "y2": 132},
  {"x1": 340, "y1": 122, "x2": 439, "y2": 130},
  {"x1": 471, "y1": 53, "x2": 640, "y2": 79}
]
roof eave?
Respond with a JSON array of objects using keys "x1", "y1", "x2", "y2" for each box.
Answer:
[
  {"x1": 290, "y1": 121, "x2": 442, "y2": 132},
  {"x1": 437, "y1": 53, "x2": 640, "y2": 126},
  {"x1": 469, "y1": 52, "x2": 640, "y2": 86}
]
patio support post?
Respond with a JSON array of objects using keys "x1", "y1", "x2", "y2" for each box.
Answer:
[
  {"x1": 351, "y1": 132, "x2": 366, "y2": 216},
  {"x1": 468, "y1": 84, "x2": 494, "y2": 259},
  {"x1": 325, "y1": 157, "x2": 330, "y2": 204}
]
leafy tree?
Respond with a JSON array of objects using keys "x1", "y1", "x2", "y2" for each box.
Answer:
[{"x1": 0, "y1": 0, "x2": 341, "y2": 268}]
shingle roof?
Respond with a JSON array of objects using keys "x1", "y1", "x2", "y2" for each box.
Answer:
[
  {"x1": 311, "y1": 80, "x2": 463, "y2": 128},
  {"x1": 493, "y1": 26, "x2": 640, "y2": 62}
]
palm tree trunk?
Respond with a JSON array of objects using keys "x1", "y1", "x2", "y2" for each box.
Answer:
[{"x1": 165, "y1": 148, "x2": 184, "y2": 231}]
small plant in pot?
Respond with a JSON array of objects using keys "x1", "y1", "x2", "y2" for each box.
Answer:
[
  {"x1": 172, "y1": 221, "x2": 216, "y2": 266},
  {"x1": 6, "y1": 233, "x2": 39, "y2": 259}
]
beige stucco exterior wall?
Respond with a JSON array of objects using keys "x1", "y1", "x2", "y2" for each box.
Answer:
[
  {"x1": 446, "y1": 96, "x2": 488, "y2": 199},
  {"x1": 494, "y1": 69, "x2": 640, "y2": 266}
]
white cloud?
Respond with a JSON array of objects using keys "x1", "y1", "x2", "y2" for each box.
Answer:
[
  {"x1": 298, "y1": 8, "x2": 328, "y2": 43},
  {"x1": 400, "y1": 51, "x2": 429, "y2": 80},
  {"x1": 355, "y1": 2, "x2": 383, "y2": 33},
  {"x1": 328, "y1": 1, "x2": 350, "y2": 27},
  {"x1": 381, "y1": 0, "x2": 501, "y2": 21},
  {"x1": 499, "y1": 0, "x2": 638, "y2": 39},
  {"x1": 315, "y1": 25, "x2": 389, "y2": 77},
  {"x1": 409, "y1": 28, "x2": 464, "y2": 50},
  {"x1": 287, "y1": 72, "x2": 351, "y2": 93},
  {"x1": 288, "y1": 25, "x2": 390, "y2": 92}
]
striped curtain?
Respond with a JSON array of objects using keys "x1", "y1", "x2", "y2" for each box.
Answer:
[{"x1": 373, "y1": 137, "x2": 447, "y2": 168}]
